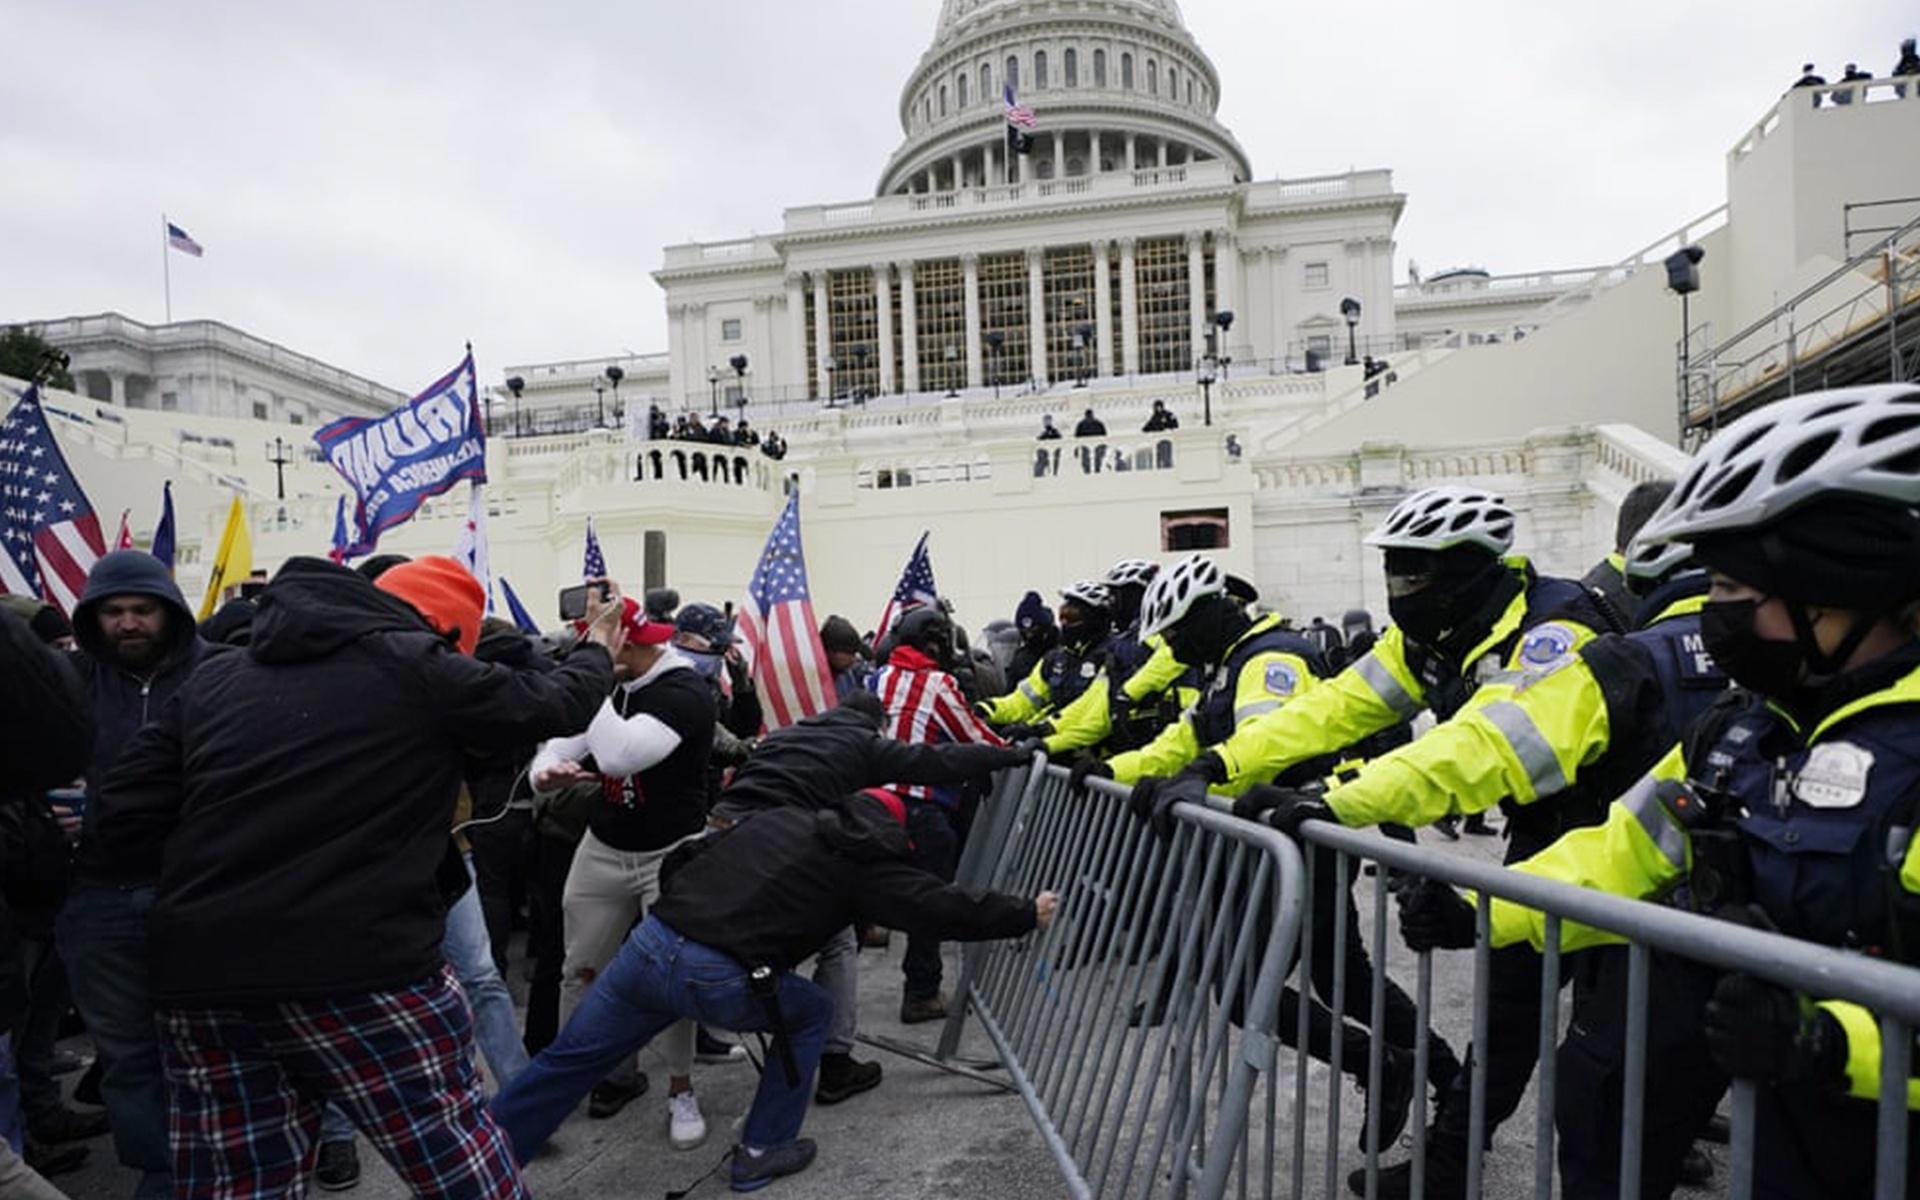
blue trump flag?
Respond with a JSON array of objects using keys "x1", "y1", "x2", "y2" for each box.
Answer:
[
  {"x1": 313, "y1": 351, "x2": 485, "y2": 558},
  {"x1": 497, "y1": 576, "x2": 540, "y2": 634},
  {"x1": 150, "y1": 481, "x2": 177, "y2": 571}
]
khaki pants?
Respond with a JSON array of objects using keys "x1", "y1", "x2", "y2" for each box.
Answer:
[{"x1": 560, "y1": 829, "x2": 695, "y2": 1078}]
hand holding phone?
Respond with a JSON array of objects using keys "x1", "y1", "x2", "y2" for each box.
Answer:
[{"x1": 558, "y1": 581, "x2": 613, "y2": 622}]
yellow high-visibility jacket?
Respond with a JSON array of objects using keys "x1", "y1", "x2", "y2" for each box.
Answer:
[{"x1": 1044, "y1": 636, "x2": 1188, "y2": 754}]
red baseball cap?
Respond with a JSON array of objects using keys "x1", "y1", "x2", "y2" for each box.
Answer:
[{"x1": 578, "y1": 595, "x2": 674, "y2": 645}]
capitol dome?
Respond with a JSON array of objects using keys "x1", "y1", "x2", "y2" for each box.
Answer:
[{"x1": 878, "y1": 0, "x2": 1251, "y2": 196}]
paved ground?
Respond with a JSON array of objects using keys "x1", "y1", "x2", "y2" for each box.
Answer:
[{"x1": 41, "y1": 823, "x2": 1730, "y2": 1198}]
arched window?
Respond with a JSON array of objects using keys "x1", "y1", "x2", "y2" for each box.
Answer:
[
  {"x1": 980, "y1": 63, "x2": 991, "y2": 102},
  {"x1": 939, "y1": 85, "x2": 948, "y2": 116},
  {"x1": 924, "y1": 96, "x2": 932, "y2": 124},
  {"x1": 1121, "y1": 52, "x2": 1133, "y2": 89},
  {"x1": 1168, "y1": 66, "x2": 1178, "y2": 99},
  {"x1": 1034, "y1": 50, "x2": 1047, "y2": 89},
  {"x1": 957, "y1": 73, "x2": 968, "y2": 108},
  {"x1": 1147, "y1": 59, "x2": 1157, "y2": 95},
  {"x1": 1006, "y1": 56, "x2": 1019, "y2": 91},
  {"x1": 1187, "y1": 79, "x2": 1195, "y2": 105},
  {"x1": 1064, "y1": 48, "x2": 1077, "y2": 87},
  {"x1": 1093, "y1": 48, "x2": 1107, "y2": 86}
]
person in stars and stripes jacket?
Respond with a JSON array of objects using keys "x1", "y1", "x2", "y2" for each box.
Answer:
[{"x1": 869, "y1": 606, "x2": 1007, "y2": 1024}]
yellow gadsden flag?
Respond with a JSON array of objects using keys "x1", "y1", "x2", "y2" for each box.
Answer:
[{"x1": 198, "y1": 495, "x2": 253, "y2": 620}]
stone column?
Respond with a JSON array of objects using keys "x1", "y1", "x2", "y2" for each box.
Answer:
[
  {"x1": 963, "y1": 253, "x2": 983, "y2": 388},
  {"x1": 1265, "y1": 246, "x2": 1289, "y2": 367},
  {"x1": 1052, "y1": 133, "x2": 1065, "y2": 181},
  {"x1": 1093, "y1": 240, "x2": 1114, "y2": 376},
  {"x1": 1214, "y1": 228, "x2": 1238, "y2": 347},
  {"x1": 900, "y1": 263, "x2": 921, "y2": 393},
  {"x1": 1027, "y1": 247, "x2": 1048, "y2": 386},
  {"x1": 1186, "y1": 231, "x2": 1207, "y2": 363},
  {"x1": 1092, "y1": 130, "x2": 1103, "y2": 173},
  {"x1": 108, "y1": 371, "x2": 127, "y2": 407},
  {"x1": 990, "y1": 140, "x2": 1003, "y2": 186},
  {"x1": 1158, "y1": 140, "x2": 1168, "y2": 168},
  {"x1": 812, "y1": 273, "x2": 833, "y2": 399},
  {"x1": 874, "y1": 264, "x2": 896, "y2": 395},
  {"x1": 1126, "y1": 134, "x2": 1137, "y2": 172},
  {"x1": 950, "y1": 154, "x2": 962, "y2": 190},
  {"x1": 1119, "y1": 238, "x2": 1140, "y2": 375},
  {"x1": 783, "y1": 273, "x2": 806, "y2": 395}
]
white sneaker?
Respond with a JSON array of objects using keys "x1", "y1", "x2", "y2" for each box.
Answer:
[{"x1": 667, "y1": 1090, "x2": 707, "y2": 1150}]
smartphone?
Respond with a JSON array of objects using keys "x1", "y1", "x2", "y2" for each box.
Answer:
[{"x1": 558, "y1": 582, "x2": 611, "y2": 621}]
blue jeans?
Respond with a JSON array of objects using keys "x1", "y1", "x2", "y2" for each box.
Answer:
[
  {"x1": 489, "y1": 916, "x2": 831, "y2": 1162},
  {"x1": 56, "y1": 884, "x2": 171, "y2": 1199},
  {"x1": 444, "y1": 854, "x2": 531, "y2": 1088}
]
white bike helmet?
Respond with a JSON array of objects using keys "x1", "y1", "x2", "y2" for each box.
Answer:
[
  {"x1": 1637, "y1": 385, "x2": 1920, "y2": 546},
  {"x1": 1104, "y1": 558, "x2": 1159, "y2": 589},
  {"x1": 1138, "y1": 553, "x2": 1226, "y2": 638},
  {"x1": 1365, "y1": 486, "x2": 1516, "y2": 556},
  {"x1": 1621, "y1": 538, "x2": 1693, "y2": 588},
  {"x1": 1059, "y1": 580, "x2": 1111, "y2": 611}
]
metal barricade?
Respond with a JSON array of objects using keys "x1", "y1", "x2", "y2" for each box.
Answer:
[
  {"x1": 937, "y1": 760, "x2": 1307, "y2": 1199},
  {"x1": 1271, "y1": 811, "x2": 1920, "y2": 1200}
]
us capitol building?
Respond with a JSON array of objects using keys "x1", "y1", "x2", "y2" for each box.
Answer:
[{"x1": 15, "y1": 0, "x2": 1920, "y2": 628}]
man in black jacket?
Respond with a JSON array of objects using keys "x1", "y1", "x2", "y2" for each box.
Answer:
[
  {"x1": 710, "y1": 693, "x2": 1033, "y2": 1105},
  {"x1": 92, "y1": 556, "x2": 620, "y2": 1200},
  {"x1": 490, "y1": 782, "x2": 1053, "y2": 1192},
  {"x1": 55, "y1": 549, "x2": 221, "y2": 1200}
]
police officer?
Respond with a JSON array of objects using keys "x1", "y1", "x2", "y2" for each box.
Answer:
[
  {"x1": 1190, "y1": 485, "x2": 1616, "y2": 1197},
  {"x1": 978, "y1": 581, "x2": 1115, "y2": 731},
  {"x1": 1334, "y1": 536, "x2": 1726, "y2": 1196},
  {"x1": 1417, "y1": 385, "x2": 1920, "y2": 1198},
  {"x1": 1044, "y1": 559, "x2": 1195, "y2": 757}
]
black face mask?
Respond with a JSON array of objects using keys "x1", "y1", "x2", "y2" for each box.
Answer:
[
  {"x1": 1386, "y1": 556, "x2": 1507, "y2": 647},
  {"x1": 1166, "y1": 596, "x2": 1245, "y2": 668},
  {"x1": 1699, "y1": 598, "x2": 1807, "y2": 697}
]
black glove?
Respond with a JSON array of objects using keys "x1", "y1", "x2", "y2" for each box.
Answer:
[
  {"x1": 1007, "y1": 738, "x2": 1046, "y2": 761},
  {"x1": 1129, "y1": 772, "x2": 1210, "y2": 840},
  {"x1": 1397, "y1": 881, "x2": 1479, "y2": 952},
  {"x1": 1069, "y1": 758, "x2": 1114, "y2": 793},
  {"x1": 1000, "y1": 722, "x2": 1052, "y2": 742},
  {"x1": 1703, "y1": 973, "x2": 1848, "y2": 1088},
  {"x1": 1232, "y1": 783, "x2": 1334, "y2": 838}
]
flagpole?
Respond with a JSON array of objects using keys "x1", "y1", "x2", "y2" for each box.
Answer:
[{"x1": 161, "y1": 213, "x2": 172, "y2": 324}]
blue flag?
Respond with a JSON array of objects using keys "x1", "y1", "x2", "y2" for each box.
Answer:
[
  {"x1": 327, "y1": 494, "x2": 350, "y2": 564},
  {"x1": 150, "y1": 481, "x2": 177, "y2": 571},
  {"x1": 313, "y1": 351, "x2": 485, "y2": 558},
  {"x1": 497, "y1": 576, "x2": 540, "y2": 634},
  {"x1": 583, "y1": 517, "x2": 606, "y2": 580}
]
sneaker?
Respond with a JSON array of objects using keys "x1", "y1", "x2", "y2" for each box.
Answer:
[
  {"x1": 23, "y1": 1139, "x2": 88, "y2": 1178},
  {"x1": 1462, "y1": 813, "x2": 1497, "y2": 837},
  {"x1": 1356, "y1": 1045, "x2": 1416, "y2": 1152},
  {"x1": 814, "y1": 1052, "x2": 883, "y2": 1105},
  {"x1": 1433, "y1": 816, "x2": 1461, "y2": 842},
  {"x1": 696, "y1": 1027, "x2": 748, "y2": 1064},
  {"x1": 29, "y1": 1105, "x2": 110, "y2": 1144},
  {"x1": 588, "y1": 1073, "x2": 650, "y2": 1119},
  {"x1": 668, "y1": 1090, "x2": 708, "y2": 1150},
  {"x1": 729, "y1": 1138, "x2": 817, "y2": 1192},
  {"x1": 314, "y1": 1139, "x2": 361, "y2": 1192},
  {"x1": 899, "y1": 994, "x2": 947, "y2": 1024}
]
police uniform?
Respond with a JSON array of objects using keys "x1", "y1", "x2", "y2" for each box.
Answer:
[
  {"x1": 1043, "y1": 634, "x2": 1196, "y2": 757},
  {"x1": 980, "y1": 632, "x2": 1115, "y2": 727}
]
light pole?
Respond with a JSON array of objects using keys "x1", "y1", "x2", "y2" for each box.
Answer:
[
  {"x1": 1074, "y1": 323, "x2": 1094, "y2": 387},
  {"x1": 823, "y1": 355, "x2": 838, "y2": 407},
  {"x1": 506, "y1": 375, "x2": 524, "y2": 436},
  {"x1": 604, "y1": 364, "x2": 624, "y2": 428},
  {"x1": 851, "y1": 345, "x2": 870, "y2": 405},
  {"x1": 1214, "y1": 310, "x2": 1235, "y2": 378},
  {"x1": 1665, "y1": 245, "x2": 1707, "y2": 439},
  {"x1": 706, "y1": 366, "x2": 721, "y2": 417},
  {"x1": 265, "y1": 436, "x2": 291, "y2": 500},
  {"x1": 1340, "y1": 297, "x2": 1362, "y2": 366},
  {"x1": 1197, "y1": 358, "x2": 1217, "y2": 428},
  {"x1": 592, "y1": 379, "x2": 606, "y2": 429},
  {"x1": 729, "y1": 353, "x2": 750, "y2": 417},
  {"x1": 986, "y1": 330, "x2": 1004, "y2": 400},
  {"x1": 943, "y1": 344, "x2": 960, "y2": 398}
]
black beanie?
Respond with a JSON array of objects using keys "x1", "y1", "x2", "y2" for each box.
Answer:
[
  {"x1": 1691, "y1": 496, "x2": 1920, "y2": 609},
  {"x1": 820, "y1": 614, "x2": 862, "y2": 655}
]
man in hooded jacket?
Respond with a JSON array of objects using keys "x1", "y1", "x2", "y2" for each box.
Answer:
[
  {"x1": 55, "y1": 549, "x2": 222, "y2": 1200},
  {"x1": 90, "y1": 556, "x2": 620, "y2": 1200}
]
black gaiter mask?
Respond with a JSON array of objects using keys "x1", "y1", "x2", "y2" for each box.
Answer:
[{"x1": 1699, "y1": 599, "x2": 1806, "y2": 698}]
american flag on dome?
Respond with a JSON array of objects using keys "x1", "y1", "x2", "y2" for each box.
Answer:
[
  {"x1": 875, "y1": 531, "x2": 937, "y2": 640},
  {"x1": 582, "y1": 517, "x2": 606, "y2": 581},
  {"x1": 1003, "y1": 82, "x2": 1036, "y2": 129},
  {"x1": 735, "y1": 491, "x2": 836, "y2": 730},
  {"x1": 166, "y1": 221, "x2": 204, "y2": 258},
  {"x1": 0, "y1": 386, "x2": 107, "y2": 616}
]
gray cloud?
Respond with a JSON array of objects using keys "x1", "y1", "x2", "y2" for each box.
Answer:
[{"x1": 0, "y1": 0, "x2": 1908, "y2": 391}]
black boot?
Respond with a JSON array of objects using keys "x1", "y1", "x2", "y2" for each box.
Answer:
[
  {"x1": 1356, "y1": 1045, "x2": 1416, "y2": 1151},
  {"x1": 814, "y1": 1052, "x2": 883, "y2": 1104},
  {"x1": 1350, "y1": 1129, "x2": 1469, "y2": 1199}
]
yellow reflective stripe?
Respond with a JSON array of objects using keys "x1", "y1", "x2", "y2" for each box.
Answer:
[
  {"x1": 1620, "y1": 776, "x2": 1688, "y2": 871},
  {"x1": 1234, "y1": 698, "x2": 1281, "y2": 724},
  {"x1": 1478, "y1": 700, "x2": 1569, "y2": 798},
  {"x1": 1355, "y1": 654, "x2": 1419, "y2": 717},
  {"x1": 1018, "y1": 679, "x2": 1046, "y2": 705}
]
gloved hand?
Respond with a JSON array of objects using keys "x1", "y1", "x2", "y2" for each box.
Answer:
[
  {"x1": 1129, "y1": 772, "x2": 1210, "y2": 840},
  {"x1": 1007, "y1": 738, "x2": 1047, "y2": 761},
  {"x1": 1069, "y1": 758, "x2": 1114, "y2": 793},
  {"x1": 1000, "y1": 722, "x2": 1052, "y2": 742},
  {"x1": 1703, "y1": 973, "x2": 1848, "y2": 1088},
  {"x1": 1232, "y1": 784, "x2": 1335, "y2": 838},
  {"x1": 1397, "y1": 881, "x2": 1479, "y2": 952}
]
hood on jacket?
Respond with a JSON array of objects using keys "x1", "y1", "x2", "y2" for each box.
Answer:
[
  {"x1": 886, "y1": 643, "x2": 941, "y2": 673},
  {"x1": 814, "y1": 792, "x2": 913, "y2": 863},
  {"x1": 200, "y1": 598, "x2": 259, "y2": 647},
  {"x1": 73, "y1": 550, "x2": 197, "y2": 667},
  {"x1": 476, "y1": 618, "x2": 546, "y2": 670},
  {"x1": 248, "y1": 557, "x2": 440, "y2": 665}
]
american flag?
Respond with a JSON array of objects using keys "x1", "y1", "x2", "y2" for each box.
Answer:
[
  {"x1": 451, "y1": 481, "x2": 494, "y2": 612},
  {"x1": 875, "y1": 531, "x2": 938, "y2": 641},
  {"x1": 736, "y1": 492, "x2": 836, "y2": 730},
  {"x1": 1003, "y1": 82, "x2": 1036, "y2": 129},
  {"x1": 166, "y1": 221, "x2": 204, "y2": 258},
  {"x1": 326, "y1": 494, "x2": 350, "y2": 565},
  {"x1": 0, "y1": 387, "x2": 106, "y2": 616},
  {"x1": 583, "y1": 517, "x2": 606, "y2": 580},
  {"x1": 115, "y1": 510, "x2": 134, "y2": 550}
]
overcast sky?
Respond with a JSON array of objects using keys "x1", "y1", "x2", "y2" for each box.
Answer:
[{"x1": 0, "y1": 0, "x2": 1909, "y2": 391}]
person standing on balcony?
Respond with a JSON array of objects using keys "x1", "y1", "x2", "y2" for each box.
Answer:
[
  {"x1": 1073, "y1": 408, "x2": 1106, "y2": 437},
  {"x1": 1141, "y1": 400, "x2": 1179, "y2": 433},
  {"x1": 1036, "y1": 414, "x2": 1062, "y2": 440},
  {"x1": 1895, "y1": 37, "x2": 1920, "y2": 79}
]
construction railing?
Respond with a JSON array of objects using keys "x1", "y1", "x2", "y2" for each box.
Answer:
[{"x1": 937, "y1": 760, "x2": 1920, "y2": 1199}]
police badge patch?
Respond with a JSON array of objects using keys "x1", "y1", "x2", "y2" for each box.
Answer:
[
  {"x1": 1265, "y1": 662, "x2": 1299, "y2": 696},
  {"x1": 1794, "y1": 741, "x2": 1874, "y2": 809},
  {"x1": 1517, "y1": 623, "x2": 1578, "y2": 669}
]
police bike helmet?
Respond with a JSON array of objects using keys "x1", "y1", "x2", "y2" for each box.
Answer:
[
  {"x1": 1059, "y1": 580, "x2": 1111, "y2": 612},
  {"x1": 1364, "y1": 486, "x2": 1517, "y2": 557},
  {"x1": 1138, "y1": 553, "x2": 1227, "y2": 638},
  {"x1": 1103, "y1": 558, "x2": 1160, "y2": 590},
  {"x1": 1621, "y1": 538, "x2": 1694, "y2": 595}
]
